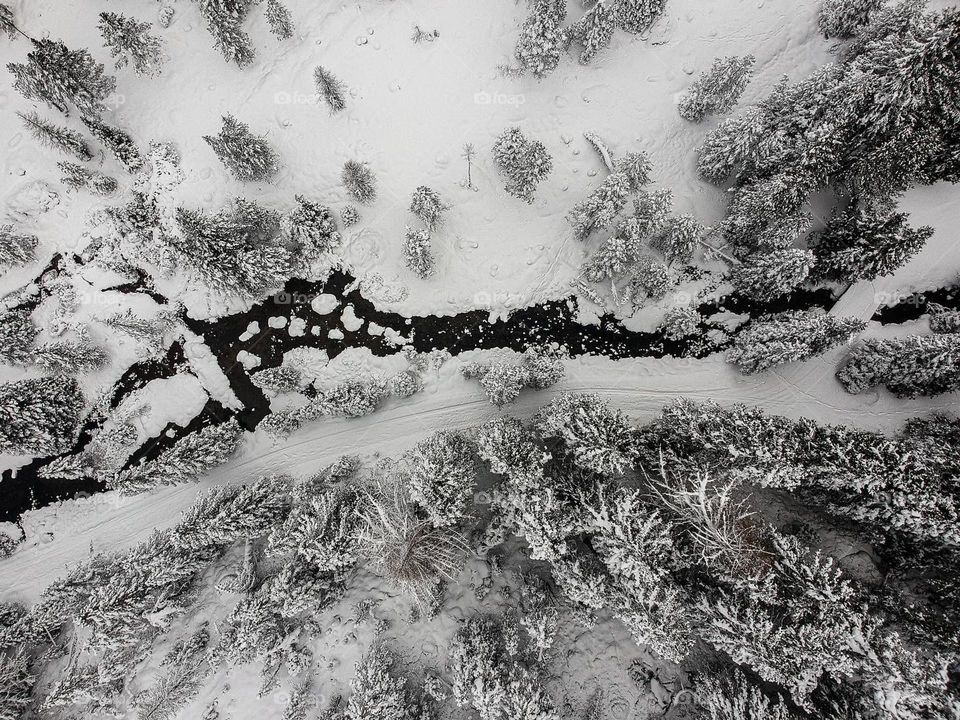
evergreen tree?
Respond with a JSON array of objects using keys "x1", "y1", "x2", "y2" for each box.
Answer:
[
  {"x1": 268, "y1": 488, "x2": 359, "y2": 570},
  {"x1": 818, "y1": 0, "x2": 883, "y2": 38},
  {"x1": 264, "y1": 0, "x2": 294, "y2": 40},
  {"x1": 0, "y1": 375, "x2": 84, "y2": 456},
  {"x1": 288, "y1": 195, "x2": 342, "y2": 259},
  {"x1": 346, "y1": 647, "x2": 417, "y2": 720},
  {"x1": 652, "y1": 214, "x2": 702, "y2": 264},
  {"x1": 534, "y1": 393, "x2": 635, "y2": 475},
  {"x1": 568, "y1": 0, "x2": 616, "y2": 65},
  {"x1": 492, "y1": 126, "x2": 553, "y2": 203},
  {"x1": 612, "y1": 0, "x2": 668, "y2": 34},
  {"x1": 727, "y1": 310, "x2": 866, "y2": 374},
  {"x1": 111, "y1": 418, "x2": 243, "y2": 494},
  {"x1": 33, "y1": 339, "x2": 108, "y2": 374},
  {"x1": 314, "y1": 65, "x2": 346, "y2": 112},
  {"x1": 514, "y1": 0, "x2": 567, "y2": 78},
  {"x1": 0, "y1": 650, "x2": 33, "y2": 720},
  {"x1": 341, "y1": 205, "x2": 359, "y2": 227},
  {"x1": 661, "y1": 305, "x2": 700, "y2": 341},
  {"x1": 204, "y1": 114, "x2": 279, "y2": 182},
  {"x1": 0, "y1": 308, "x2": 37, "y2": 365},
  {"x1": 58, "y1": 161, "x2": 118, "y2": 195},
  {"x1": 404, "y1": 430, "x2": 476, "y2": 527},
  {"x1": 7, "y1": 38, "x2": 117, "y2": 116},
  {"x1": 0, "y1": 224, "x2": 38, "y2": 271},
  {"x1": 729, "y1": 249, "x2": 814, "y2": 301},
  {"x1": 196, "y1": 0, "x2": 256, "y2": 67},
  {"x1": 17, "y1": 111, "x2": 92, "y2": 161},
  {"x1": 567, "y1": 152, "x2": 652, "y2": 240},
  {"x1": 837, "y1": 334, "x2": 960, "y2": 398},
  {"x1": 402, "y1": 226, "x2": 434, "y2": 279},
  {"x1": 677, "y1": 55, "x2": 755, "y2": 122},
  {"x1": 928, "y1": 303, "x2": 960, "y2": 334},
  {"x1": 409, "y1": 185, "x2": 449, "y2": 229},
  {"x1": 812, "y1": 205, "x2": 933, "y2": 283},
  {"x1": 80, "y1": 115, "x2": 144, "y2": 172},
  {"x1": 696, "y1": 108, "x2": 766, "y2": 184},
  {"x1": 695, "y1": 670, "x2": 796, "y2": 720},
  {"x1": 0, "y1": 4, "x2": 17, "y2": 40},
  {"x1": 98, "y1": 12, "x2": 164, "y2": 76},
  {"x1": 341, "y1": 160, "x2": 376, "y2": 204}
]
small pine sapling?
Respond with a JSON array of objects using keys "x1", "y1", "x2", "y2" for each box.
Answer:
[
  {"x1": 402, "y1": 226, "x2": 434, "y2": 279},
  {"x1": 409, "y1": 186, "x2": 449, "y2": 229},
  {"x1": 567, "y1": 151, "x2": 652, "y2": 239},
  {"x1": 314, "y1": 65, "x2": 346, "y2": 112},
  {"x1": 492, "y1": 126, "x2": 553, "y2": 203},
  {"x1": 729, "y1": 249, "x2": 814, "y2": 302},
  {"x1": 264, "y1": 0, "x2": 294, "y2": 40},
  {"x1": 81, "y1": 115, "x2": 144, "y2": 172},
  {"x1": 7, "y1": 38, "x2": 117, "y2": 116},
  {"x1": 17, "y1": 111, "x2": 92, "y2": 161},
  {"x1": 342, "y1": 160, "x2": 377, "y2": 204},
  {"x1": 0, "y1": 225, "x2": 38, "y2": 272},
  {"x1": 204, "y1": 114, "x2": 279, "y2": 182},
  {"x1": 98, "y1": 12, "x2": 164, "y2": 76},
  {"x1": 677, "y1": 55, "x2": 756, "y2": 122}
]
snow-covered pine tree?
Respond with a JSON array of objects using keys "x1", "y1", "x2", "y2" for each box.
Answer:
[
  {"x1": 812, "y1": 205, "x2": 933, "y2": 283},
  {"x1": 629, "y1": 255, "x2": 671, "y2": 300},
  {"x1": 514, "y1": 0, "x2": 567, "y2": 78},
  {"x1": 288, "y1": 195, "x2": 342, "y2": 260},
  {"x1": 269, "y1": 560, "x2": 344, "y2": 617},
  {"x1": 134, "y1": 625, "x2": 211, "y2": 720},
  {"x1": 661, "y1": 305, "x2": 700, "y2": 341},
  {"x1": 0, "y1": 375, "x2": 84, "y2": 456},
  {"x1": 567, "y1": 151, "x2": 652, "y2": 239},
  {"x1": 462, "y1": 360, "x2": 529, "y2": 407},
  {"x1": 409, "y1": 186, "x2": 449, "y2": 229},
  {"x1": 695, "y1": 669, "x2": 795, "y2": 720},
  {"x1": 251, "y1": 364, "x2": 305, "y2": 394},
  {"x1": 568, "y1": 0, "x2": 616, "y2": 64},
  {"x1": 33, "y1": 339, "x2": 109, "y2": 374},
  {"x1": 728, "y1": 310, "x2": 866, "y2": 374},
  {"x1": 204, "y1": 114, "x2": 279, "y2": 182},
  {"x1": 341, "y1": 160, "x2": 376, "y2": 204},
  {"x1": 314, "y1": 65, "x2": 346, "y2": 112},
  {"x1": 264, "y1": 0, "x2": 294, "y2": 40},
  {"x1": 402, "y1": 225, "x2": 434, "y2": 279},
  {"x1": 612, "y1": 0, "x2": 668, "y2": 34},
  {"x1": 651, "y1": 214, "x2": 702, "y2": 264},
  {"x1": 58, "y1": 161, "x2": 118, "y2": 195},
  {"x1": 268, "y1": 488, "x2": 360, "y2": 570},
  {"x1": 0, "y1": 650, "x2": 33, "y2": 720},
  {"x1": 196, "y1": 0, "x2": 256, "y2": 67},
  {"x1": 0, "y1": 224, "x2": 38, "y2": 272},
  {"x1": 314, "y1": 377, "x2": 388, "y2": 417},
  {"x1": 696, "y1": 107, "x2": 765, "y2": 184},
  {"x1": 720, "y1": 173, "x2": 816, "y2": 253},
  {"x1": 80, "y1": 115, "x2": 144, "y2": 173},
  {"x1": 103, "y1": 307, "x2": 177, "y2": 351},
  {"x1": 0, "y1": 3, "x2": 18, "y2": 40},
  {"x1": 0, "y1": 308, "x2": 37, "y2": 365},
  {"x1": 729, "y1": 249, "x2": 814, "y2": 302},
  {"x1": 404, "y1": 430, "x2": 476, "y2": 527},
  {"x1": 521, "y1": 345, "x2": 566, "y2": 389},
  {"x1": 98, "y1": 12, "x2": 163, "y2": 76},
  {"x1": 677, "y1": 55, "x2": 756, "y2": 122},
  {"x1": 346, "y1": 646, "x2": 418, "y2": 720},
  {"x1": 535, "y1": 393, "x2": 635, "y2": 475},
  {"x1": 17, "y1": 111, "x2": 92, "y2": 161},
  {"x1": 7, "y1": 38, "x2": 117, "y2": 115},
  {"x1": 837, "y1": 334, "x2": 960, "y2": 398},
  {"x1": 111, "y1": 418, "x2": 243, "y2": 494},
  {"x1": 753, "y1": 211, "x2": 812, "y2": 253},
  {"x1": 341, "y1": 205, "x2": 359, "y2": 227},
  {"x1": 818, "y1": 0, "x2": 884, "y2": 39},
  {"x1": 928, "y1": 303, "x2": 960, "y2": 334},
  {"x1": 492, "y1": 126, "x2": 553, "y2": 203}
]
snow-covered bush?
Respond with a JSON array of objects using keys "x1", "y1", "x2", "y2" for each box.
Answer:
[
  {"x1": 98, "y1": 12, "x2": 163, "y2": 75},
  {"x1": 514, "y1": 0, "x2": 567, "y2": 78},
  {"x1": 402, "y1": 226, "x2": 434, "y2": 279},
  {"x1": 346, "y1": 646, "x2": 425, "y2": 720},
  {"x1": 356, "y1": 481, "x2": 467, "y2": 603},
  {"x1": 534, "y1": 393, "x2": 635, "y2": 475},
  {"x1": 404, "y1": 430, "x2": 477, "y2": 527},
  {"x1": 251, "y1": 364, "x2": 305, "y2": 394},
  {"x1": 729, "y1": 250, "x2": 814, "y2": 301},
  {"x1": 677, "y1": 55, "x2": 755, "y2": 122},
  {"x1": 7, "y1": 38, "x2": 116, "y2": 115},
  {"x1": 342, "y1": 160, "x2": 377, "y2": 204},
  {"x1": 204, "y1": 114, "x2": 279, "y2": 182},
  {"x1": 410, "y1": 185, "x2": 449, "y2": 229},
  {"x1": 661, "y1": 305, "x2": 700, "y2": 341},
  {"x1": 928, "y1": 303, "x2": 960, "y2": 334},
  {"x1": 269, "y1": 560, "x2": 344, "y2": 617},
  {"x1": 837, "y1": 334, "x2": 960, "y2": 398},
  {"x1": 0, "y1": 375, "x2": 84, "y2": 456},
  {"x1": 462, "y1": 347, "x2": 565, "y2": 406},
  {"x1": 341, "y1": 204, "x2": 359, "y2": 227},
  {"x1": 389, "y1": 370, "x2": 422, "y2": 398},
  {"x1": 727, "y1": 310, "x2": 865, "y2": 373},
  {"x1": 612, "y1": 0, "x2": 668, "y2": 34},
  {"x1": 568, "y1": 0, "x2": 616, "y2": 64},
  {"x1": 17, "y1": 111, "x2": 92, "y2": 161},
  {"x1": 316, "y1": 377, "x2": 389, "y2": 417},
  {"x1": 492, "y1": 127, "x2": 553, "y2": 203},
  {"x1": 314, "y1": 65, "x2": 346, "y2": 112},
  {"x1": 110, "y1": 418, "x2": 243, "y2": 494},
  {"x1": 288, "y1": 194, "x2": 342, "y2": 260}
]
